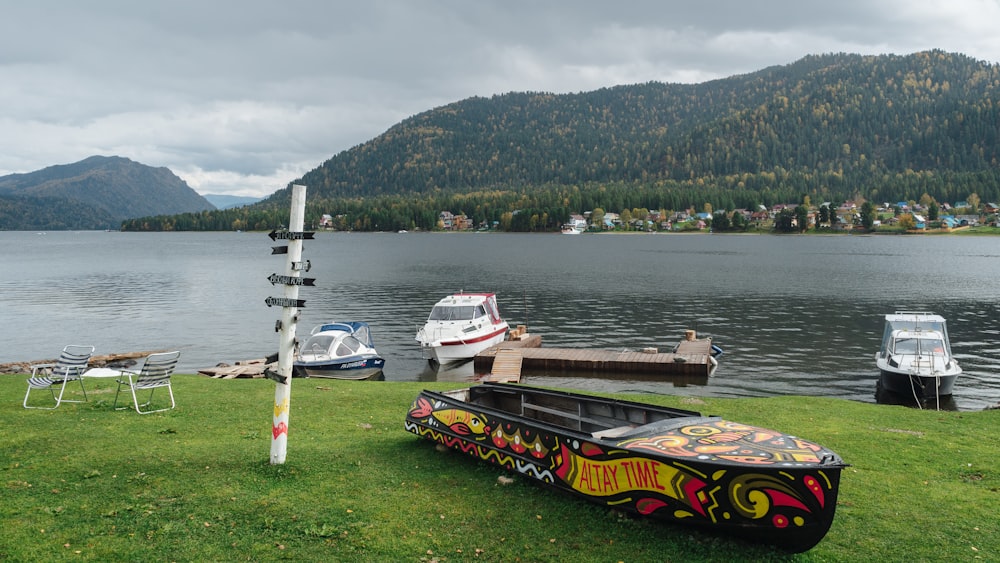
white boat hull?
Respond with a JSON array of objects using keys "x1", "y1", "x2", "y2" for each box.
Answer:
[
  {"x1": 874, "y1": 311, "x2": 961, "y2": 401},
  {"x1": 416, "y1": 292, "x2": 510, "y2": 364},
  {"x1": 419, "y1": 327, "x2": 509, "y2": 364}
]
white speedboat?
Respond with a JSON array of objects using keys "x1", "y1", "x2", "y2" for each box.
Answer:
[
  {"x1": 293, "y1": 322, "x2": 386, "y2": 380},
  {"x1": 561, "y1": 218, "x2": 586, "y2": 234},
  {"x1": 415, "y1": 292, "x2": 509, "y2": 364},
  {"x1": 875, "y1": 311, "x2": 961, "y2": 401}
]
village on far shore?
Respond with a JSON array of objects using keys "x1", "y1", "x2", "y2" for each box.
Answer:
[{"x1": 318, "y1": 195, "x2": 1000, "y2": 234}]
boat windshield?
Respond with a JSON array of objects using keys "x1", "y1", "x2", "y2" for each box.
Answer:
[
  {"x1": 881, "y1": 317, "x2": 951, "y2": 356},
  {"x1": 335, "y1": 336, "x2": 363, "y2": 357},
  {"x1": 428, "y1": 304, "x2": 486, "y2": 321},
  {"x1": 303, "y1": 334, "x2": 335, "y2": 355},
  {"x1": 891, "y1": 337, "x2": 946, "y2": 356}
]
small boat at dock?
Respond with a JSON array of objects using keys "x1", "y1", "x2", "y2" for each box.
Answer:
[
  {"x1": 405, "y1": 383, "x2": 845, "y2": 552},
  {"x1": 415, "y1": 292, "x2": 509, "y2": 364},
  {"x1": 293, "y1": 322, "x2": 386, "y2": 380},
  {"x1": 875, "y1": 311, "x2": 961, "y2": 401}
]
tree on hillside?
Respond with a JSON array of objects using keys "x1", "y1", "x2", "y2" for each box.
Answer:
[
  {"x1": 967, "y1": 193, "x2": 981, "y2": 212},
  {"x1": 860, "y1": 201, "x2": 876, "y2": 230},
  {"x1": 620, "y1": 208, "x2": 633, "y2": 230},
  {"x1": 795, "y1": 205, "x2": 809, "y2": 232},
  {"x1": 775, "y1": 208, "x2": 796, "y2": 232},
  {"x1": 712, "y1": 210, "x2": 731, "y2": 231},
  {"x1": 591, "y1": 207, "x2": 605, "y2": 230},
  {"x1": 731, "y1": 210, "x2": 747, "y2": 231},
  {"x1": 818, "y1": 203, "x2": 831, "y2": 227}
]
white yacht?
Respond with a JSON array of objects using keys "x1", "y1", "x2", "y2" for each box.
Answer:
[
  {"x1": 875, "y1": 311, "x2": 961, "y2": 401},
  {"x1": 416, "y1": 292, "x2": 509, "y2": 364}
]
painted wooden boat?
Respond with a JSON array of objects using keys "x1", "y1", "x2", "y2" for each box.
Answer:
[{"x1": 405, "y1": 383, "x2": 845, "y2": 552}]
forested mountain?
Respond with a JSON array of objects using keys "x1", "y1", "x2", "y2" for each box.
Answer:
[
  {"x1": 0, "y1": 156, "x2": 215, "y2": 230},
  {"x1": 125, "y1": 50, "x2": 1000, "y2": 232}
]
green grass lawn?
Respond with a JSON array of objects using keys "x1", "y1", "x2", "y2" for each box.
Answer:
[{"x1": 2, "y1": 374, "x2": 997, "y2": 561}]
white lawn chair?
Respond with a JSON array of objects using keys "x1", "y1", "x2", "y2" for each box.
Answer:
[
  {"x1": 114, "y1": 351, "x2": 180, "y2": 414},
  {"x1": 23, "y1": 345, "x2": 95, "y2": 409}
]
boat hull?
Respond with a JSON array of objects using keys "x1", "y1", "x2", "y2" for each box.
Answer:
[
  {"x1": 416, "y1": 292, "x2": 510, "y2": 363},
  {"x1": 419, "y1": 327, "x2": 508, "y2": 363},
  {"x1": 874, "y1": 312, "x2": 961, "y2": 401},
  {"x1": 293, "y1": 356, "x2": 385, "y2": 380},
  {"x1": 405, "y1": 384, "x2": 844, "y2": 552},
  {"x1": 877, "y1": 367, "x2": 958, "y2": 398}
]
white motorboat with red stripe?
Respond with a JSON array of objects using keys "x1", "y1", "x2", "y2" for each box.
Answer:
[{"x1": 416, "y1": 292, "x2": 509, "y2": 364}]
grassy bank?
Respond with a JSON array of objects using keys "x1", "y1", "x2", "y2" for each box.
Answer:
[{"x1": 2, "y1": 375, "x2": 997, "y2": 561}]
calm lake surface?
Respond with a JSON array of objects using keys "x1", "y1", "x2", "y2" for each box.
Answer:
[{"x1": 3, "y1": 230, "x2": 999, "y2": 411}]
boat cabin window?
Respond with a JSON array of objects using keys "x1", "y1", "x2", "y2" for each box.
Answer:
[
  {"x1": 335, "y1": 336, "x2": 363, "y2": 357},
  {"x1": 891, "y1": 337, "x2": 946, "y2": 356},
  {"x1": 303, "y1": 334, "x2": 335, "y2": 354},
  {"x1": 354, "y1": 325, "x2": 371, "y2": 344},
  {"x1": 922, "y1": 338, "x2": 946, "y2": 355},
  {"x1": 428, "y1": 304, "x2": 487, "y2": 321},
  {"x1": 891, "y1": 337, "x2": 918, "y2": 355}
]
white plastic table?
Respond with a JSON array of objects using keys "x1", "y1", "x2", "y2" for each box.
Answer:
[{"x1": 82, "y1": 367, "x2": 134, "y2": 378}]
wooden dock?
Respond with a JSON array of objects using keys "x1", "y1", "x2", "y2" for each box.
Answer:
[
  {"x1": 194, "y1": 328, "x2": 718, "y2": 382},
  {"x1": 478, "y1": 349, "x2": 523, "y2": 383},
  {"x1": 474, "y1": 333, "x2": 717, "y2": 377}
]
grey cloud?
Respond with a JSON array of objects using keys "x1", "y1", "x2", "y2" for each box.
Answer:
[{"x1": 1, "y1": 0, "x2": 997, "y2": 197}]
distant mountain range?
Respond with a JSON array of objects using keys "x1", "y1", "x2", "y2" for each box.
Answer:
[
  {"x1": 158, "y1": 49, "x2": 996, "y2": 234},
  {"x1": 11, "y1": 50, "x2": 1000, "y2": 234},
  {"x1": 201, "y1": 194, "x2": 262, "y2": 210},
  {"x1": 0, "y1": 156, "x2": 215, "y2": 230},
  {"x1": 269, "y1": 50, "x2": 999, "y2": 206}
]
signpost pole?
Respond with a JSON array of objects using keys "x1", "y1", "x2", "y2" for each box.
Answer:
[{"x1": 270, "y1": 184, "x2": 306, "y2": 465}]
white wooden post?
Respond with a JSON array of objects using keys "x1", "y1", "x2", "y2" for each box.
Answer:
[{"x1": 271, "y1": 184, "x2": 306, "y2": 464}]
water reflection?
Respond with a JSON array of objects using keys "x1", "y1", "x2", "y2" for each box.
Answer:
[
  {"x1": 875, "y1": 383, "x2": 958, "y2": 411},
  {"x1": 419, "y1": 359, "x2": 476, "y2": 382}
]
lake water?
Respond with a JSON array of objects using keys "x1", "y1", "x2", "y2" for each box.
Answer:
[{"x1": 3, "y1": 230, "x2": 999, "y2": 411}]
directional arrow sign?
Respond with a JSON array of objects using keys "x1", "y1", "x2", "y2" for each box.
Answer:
[
  {"x1": 269, "y1": 230, "x2": 315, "y2": 241},
  {"x1": 263, "y1": 367, "x2": 288, "y2": 385},
  {"x1": 267, "y1": 273, "x2": 316, "y2": 286},
  {"x1": 271, "y1": 245, "x2": 288, "y2": 255},
  {"x1": 264, "y1": 296, "x2": 306, "y2": 308}
]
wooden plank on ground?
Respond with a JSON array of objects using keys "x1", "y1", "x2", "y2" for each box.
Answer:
[{"x1": 197, "y1": 361, "x2": 273, "y2": 378}]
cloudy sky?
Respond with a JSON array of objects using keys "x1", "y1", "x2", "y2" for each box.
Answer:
[{"x1": 2, "y1": 1, "x2": 999, "y2": 198}]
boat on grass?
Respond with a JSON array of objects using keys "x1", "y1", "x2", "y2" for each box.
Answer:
[
  {"x1": 405, "y1": 383, "x2": 845, "y2": 552},
  {"x1": 293, "y1": 322, "x2": 386, "y2": 380},
  {"x1": 875, "y1": 311, "x2": 961, "y2": 401},
  {"x1": 415, "y1": 292, "x2": 509, "y2": 364}
]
